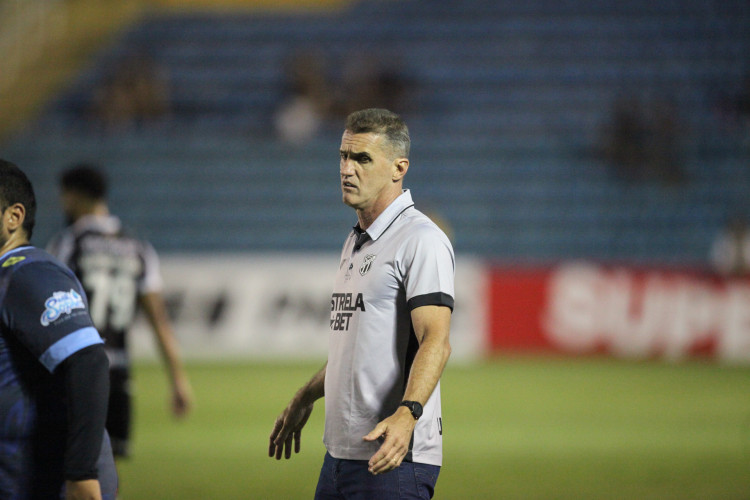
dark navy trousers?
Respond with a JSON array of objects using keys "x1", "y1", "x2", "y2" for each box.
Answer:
[{"x1": 314, "y1": 452, "x2": 440, "y2": 500}]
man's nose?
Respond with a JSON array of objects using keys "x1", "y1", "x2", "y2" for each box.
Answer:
[{"x1": 340, "y1": 159, "x2": 354, "y2": 175}]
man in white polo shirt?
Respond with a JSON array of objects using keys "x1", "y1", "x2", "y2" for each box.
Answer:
[{"x1": 269, "y1": 108, "x2": 454, "y2": 499}]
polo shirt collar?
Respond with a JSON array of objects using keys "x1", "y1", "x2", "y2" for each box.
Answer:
[{"x1": 354, "y1": 190, "x2": 414, "y2": 242}]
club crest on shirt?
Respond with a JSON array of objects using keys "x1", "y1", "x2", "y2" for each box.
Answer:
[
  {"x1": 40, "y1": 289, "x2": 86, "y2": 326},
  {"x1": 359, "y1": 254, "x2": 376, "y2": 276}
]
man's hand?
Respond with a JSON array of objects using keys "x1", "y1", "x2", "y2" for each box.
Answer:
[
  {"x1": 269, "y1": 400, "x2": 314, "y2": 460},
  {"x1": 362, "y1": 406, "x2": 417, "y2": 475},
  {"x1": 170, "y1": 377, "x2": 193, "y2": 418},
  {"x1": 65, "y1": 479, "x2": 102, "y2": 500}
]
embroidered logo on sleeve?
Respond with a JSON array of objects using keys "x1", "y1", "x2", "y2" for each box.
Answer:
[{"x1": 40, "y1": 289, "x2": 86, "y2": 326}]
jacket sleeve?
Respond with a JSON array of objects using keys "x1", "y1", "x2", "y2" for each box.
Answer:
[{"x1": 58, "y1": 344, "x2": 110, "y2": 480}]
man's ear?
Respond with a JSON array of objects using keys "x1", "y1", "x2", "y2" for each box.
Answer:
[
  {"x1": 392, "y1": 158, "x2": 409, "y2": 182},
  {"x1": 4, "y1": 203, "x2": 26, "y2": 232}
]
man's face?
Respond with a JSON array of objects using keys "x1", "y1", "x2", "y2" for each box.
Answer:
[{"x1": 339, "y1": 131, "x2": 399, "y2": 213}]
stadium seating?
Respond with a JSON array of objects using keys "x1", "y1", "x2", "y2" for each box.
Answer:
[{"x1": 3, "y1": 0, "x2": 749, "y2": 264}]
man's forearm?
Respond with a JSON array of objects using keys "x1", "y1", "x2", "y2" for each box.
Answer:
[
  {"x1": 157, "y1": 327, "x2": 188, "y2": 386},
  {"x1": 296, "y1": 362, "x2": 327, "y2": 406},
  {"x1": 141, "y1": 292, "x2": 186, "y2": 384},
  {"x1": 402, "y1": 335, "x2": 451, "y2": 405}
]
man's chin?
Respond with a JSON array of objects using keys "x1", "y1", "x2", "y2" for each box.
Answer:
[{"x1": 342, "y1": 194, "x2": 358, "y2": 208}]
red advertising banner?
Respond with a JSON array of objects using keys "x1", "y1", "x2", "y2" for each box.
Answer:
[{"x1": 488, "y1": 263, "x2": 750, "y2": 362}]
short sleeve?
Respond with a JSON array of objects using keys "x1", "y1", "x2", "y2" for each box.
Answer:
[
  {"x1": 4, "y1": 262, "x2": 103, "y2": 372},
  {"x1": 399, "y1": 222, "x2": 455, "y2": 311}
]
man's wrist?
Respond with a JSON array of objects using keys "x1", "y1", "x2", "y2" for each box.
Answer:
[
  {"x1": 399, "y1": 400, "x2": 423, "y2": 420},
  {"x1": 295, "y1": 387, "x2": 319, "y2": 407}
]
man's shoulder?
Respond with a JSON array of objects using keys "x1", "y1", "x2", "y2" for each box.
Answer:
[
  {"x1": 69, "y1": 222, "x2": 154, "y2": 256},
  {"x1": 1, "y1": 247, "x2": 75, "y2": 297},
  {"x1": 398, "y1": 209, "x2": 452, "y2": 245},
  {"x1": 2, "y1": 247, "x2": 71, "y2": 277},
  {"x1": 66, "y1": 215, "x2": 146, "y2": 241},
  {"x1": 2, "y1": 246, "x2": 56, "y2": 267}
]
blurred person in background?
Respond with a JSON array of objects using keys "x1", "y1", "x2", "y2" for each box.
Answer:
[
  {"x1": 269, "y1": 109, "x2": 454, "y2": 499},
  {"x1": 47, "y1": 163, "x2": 193, "y2": 462},
  {"x1": 0, "y1": 159, "x2": 117, "y2": 499},
  {"x1": 274, "y1": 49, "x2": 334, "y2": 145},
  {"x1": 334, "y1": 56, "x2": 410, "y2": 119},
  {"x1": 599, "y1": 95, "x2": 684, "y2": 184},
  {"x1": 710, "y1": 215, "x2": 750, "y2": 278},
  {"x1": 89, "y1": 53, "x2": 171, "y2": 132},
  {"x1": 715, "y1": 73, "x2": 750, "y2": 142}
]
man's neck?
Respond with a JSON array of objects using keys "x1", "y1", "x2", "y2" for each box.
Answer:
[
  {"x1": 0, "y1": 237, "x2": 29, "y2": 259},
  {"x1": 356, "y1": 210, "x2": 377, "y2": 231},
  {"x1": 356, "y1": 190, "x2": 402, "y2": 231},
  {"x1": 73, "y1": 205, "x2": 109, "y2": 223},
  {"x1": 91, "y1": 203, "x2": 109, "y2": 217},
  {"x1": 74, "y1": 202, "x2": 109, "y2": 222}
]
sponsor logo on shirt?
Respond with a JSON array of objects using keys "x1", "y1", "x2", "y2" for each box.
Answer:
[
  {"x1": 40, "y1": 289, "x2": 86, "y2": 326},
  {"x1": 330, "y1": 292, "x2": 365, "y2": 331},
  {"x1": 359, "y1": 254, "x2": 376, "y2": 276},
  {"x1": 2, "y1": 256, "x2": 26, "y2": 267}
]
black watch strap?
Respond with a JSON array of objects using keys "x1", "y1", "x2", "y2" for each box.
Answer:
[{"x1": 399, "y1": 400, "x2": 423, "y2": 420}]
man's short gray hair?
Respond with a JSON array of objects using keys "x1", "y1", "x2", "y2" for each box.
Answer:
[{"x1": 345, "y1": 108, "x2": 410, "y2": 159}]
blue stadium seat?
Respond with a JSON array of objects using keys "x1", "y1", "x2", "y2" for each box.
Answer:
[{"x1": 4, "y1": 0, "x2": 749, "y2": 262}]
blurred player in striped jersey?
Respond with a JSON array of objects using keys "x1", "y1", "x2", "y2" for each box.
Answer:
[{"x1": 47, "y1": 163, "x2": 193, "y2": 461}]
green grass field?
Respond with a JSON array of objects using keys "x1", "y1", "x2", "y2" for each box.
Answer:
[{"x1": 117, "y1": 357, "x2": 750, "y2": 499}]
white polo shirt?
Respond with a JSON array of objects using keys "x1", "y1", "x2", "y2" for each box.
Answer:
[{"x1": 324, "y1": 190, "x2": 455, "y2": 466}]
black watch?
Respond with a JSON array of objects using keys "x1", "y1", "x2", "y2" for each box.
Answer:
[{"x1": 400, "y1": 400, "x2": 423, "y2": 420}]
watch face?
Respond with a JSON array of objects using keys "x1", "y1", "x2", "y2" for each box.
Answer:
[
  {"x1": 402, "y1": 401, "x2": 423, "y2": 419},
  {"x1": 412, "y1": 402, "x2": 423, "y2": 419}
]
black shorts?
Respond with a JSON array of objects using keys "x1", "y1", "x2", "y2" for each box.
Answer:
[{"x1": 107, "y1": 368, "x2": 132, "y2": 458}]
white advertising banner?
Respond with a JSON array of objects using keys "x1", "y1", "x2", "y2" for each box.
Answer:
[{"x1": 130, "y1": 254, "x2": 486, "y2": 362}]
